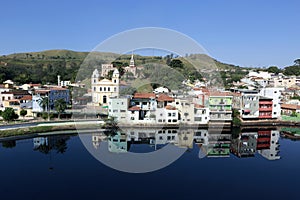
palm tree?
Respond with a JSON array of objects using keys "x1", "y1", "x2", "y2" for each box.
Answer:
[
  {"x1": 54, "y1": 99, "x2": 67, "y2": 119},
  {"x1": 38, "y1": 96, "x2": 49, "y2": 112}
]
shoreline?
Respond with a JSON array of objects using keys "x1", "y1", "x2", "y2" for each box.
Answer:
[{"x1": 0, "y1": 120, "x2": 299, "y2": 141}]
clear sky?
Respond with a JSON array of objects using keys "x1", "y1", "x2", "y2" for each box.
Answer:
[{"x1": 1, "y1": 0, "x2": 299, "y2": 68}]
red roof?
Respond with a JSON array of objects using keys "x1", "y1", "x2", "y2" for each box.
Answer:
[
  {"x1": 165, "y1": 105, "x2": 176, "y2": 110},
  {"x1": 35, "y1": 90, "x2": 50, "y2": 94},
  {"x1": 157, "y1": 93, "x2": 174, "y2": 102},
  {"x1": 194, "y1": 104, "x2": 205, "y2": 108},
  {"x1": 48, "y1": 87, "x2": 68, "y2": 91},
  {"x1": 128, "y1": 106, "x2": 141, "y2": 111},
  {"x1": 20, "y1": 95, "x2": 32, "y2": 100},
  {"x1": 209, "y1": 91, "x2": 233, "y2": 97},
  {"x1": 133, "y1": 93, "x2": 155, "y2": 99},
  {"x1": 281, "y1": 104, "x2": 300, "y2": 110}
]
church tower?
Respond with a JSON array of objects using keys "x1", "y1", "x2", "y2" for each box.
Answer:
[
  {"x1": 112, "y1": 68, "x2": 120, "y2": 96},
  {"x1": 129, "y1": 53, "x2": 135, "y2": 67}
]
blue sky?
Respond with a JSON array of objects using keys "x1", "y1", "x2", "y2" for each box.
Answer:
[{"x1": 1, "y1": 0, "x2": 299, "y2": 68}]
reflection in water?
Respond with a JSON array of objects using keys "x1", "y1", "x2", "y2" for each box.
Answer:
[
  {"x1": 91, "y1": 128, "x2": 281, "y2": 160},
  {"x1": 33, "y1": 135, "x2": 71, "y2": 154}
]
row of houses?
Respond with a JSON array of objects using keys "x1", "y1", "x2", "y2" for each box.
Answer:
[
  {"x1": 106, "y1": 86, "x2": 284, "y2": 125},
  {"x1": 0, "y1": 82, "x2": 70, "y2": 117}
]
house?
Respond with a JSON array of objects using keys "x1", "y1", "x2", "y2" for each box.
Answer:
[
  {"x1": 258, "y1": 96, "x2": 273, "y2": 119},
  {"x1": 208, "y1": 92, "x2": 233, "y2": 121},
  {"x1": 259, "y1": 87, "x2": 283, "y2": 118},
  {"x1": 91, "y1": 68, "x2": 119, "y2": 106},
  {"x1": 108, "y1": 97, "x2": 130, "y2": 123},
  {"x1": 32, "y1": 87, "x2": 70, "y2": 112},
  {"x1": 281, "y1": 103, "x2": 300, "y2": 115},
  {"x1": 100, "y1": 64, "x2": 115, "y2": 77}
]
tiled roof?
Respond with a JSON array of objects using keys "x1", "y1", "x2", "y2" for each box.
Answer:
[
  {"x1": 48, "y1": 87, "x2": 68, "y2": 91},
  {"x1": 128, "y1": 106, "x2": 141, "y2": 111},
  {"x1": 20, "y1": 95, "x2": 32, "y2": 100},
  {"x1": 165, "y1": 105, "x2": 176, "y2": 110},
  {"x1": 35, "y1": 90, "x2": 50, "y2": 94},
  {"x1": 157, "y1": 93, "x2": 174, "y2": 102},
  {"x1": 194, "y1": 104, "x2": 205, "y2": 108},
  {"x1": 209, "y1": 91, "x2": 233, "y2": 97},
  {"x1": 133, "y1": 93, "x2": 155, "y2": 99},
  {"x1": 281, "y1": 104, "x2": 300, "y2": 110}
]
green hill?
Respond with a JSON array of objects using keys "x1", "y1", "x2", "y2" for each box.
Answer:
[{"x1": 0, "y1": 49, "x2": 249, "y2": 87}]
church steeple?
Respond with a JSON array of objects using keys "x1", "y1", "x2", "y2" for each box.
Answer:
[{"x1": 129, "y1": 53, "x2": 135, "y2": 67}]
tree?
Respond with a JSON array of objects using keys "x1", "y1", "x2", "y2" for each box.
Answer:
[
  {"x1": 54, "y1": 99, "x2": 67, "y2": 119},
  {"x1": 20, "y1": 109, "x2": 27, "y2": 119},
  {"x1": 2, "y1": 108, "x2": 19, "y2": 122},
  {"x1": 284, "y1": 65, "x2": 300, "y2": 76},
  {"x1": 294, "y1": 59, "x2": 300, "y2": 66},
  {"x1": 38, "y1": 96, "x2": 49, "y2": 112},
  {"x1": 168, "y1": 59, "x2": 184, "y2": 69},
  {"x1": 267, "y1": 66, "x2": 281, "y2": 74}
]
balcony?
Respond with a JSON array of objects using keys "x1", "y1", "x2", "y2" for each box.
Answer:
[
  {"x1": 259, "y1": 107, "x2": 272, "y2": 111},
  {"x1": 259, "y1": 101, "x2": 273, "y2": 105}
]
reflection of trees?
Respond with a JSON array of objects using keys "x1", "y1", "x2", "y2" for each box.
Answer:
[
  {"x1": 34, "y1": 135, "x2": 70, "y2": 154},
  {"x1": 1, "y1": 140, "x2": 16, "y2": 148}
]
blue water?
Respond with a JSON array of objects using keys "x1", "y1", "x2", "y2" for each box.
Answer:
[{"x1": 0, "y1": 131, "x2": 300, "y2": 200}]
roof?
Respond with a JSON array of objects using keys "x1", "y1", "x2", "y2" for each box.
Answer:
[
  {"x1": 194, "y1": 104, "x2": 205, "y2": 108},
  {"x1": 165, "y1": 105, "x2": 176, "y2": 110},
  {"x1": 128, "y1": 106, "x2": 141, "y2": 111},
  {"x1": 259, "y1": 96, "x2": 273, "y2": 100},
  {"x1": 281, "y1": 104, "x2": 300, "y2": 110},
  {"x1": 157, "y1": 93, "x2": 174, "y2": 102},
  {"x1": 48, "y1": 87, "x2": 68, "y2": 91},
  {"x1": 20, "y1": 95, "x2": 32, "y2": 100},
  {"x1": 209, "y1": 91, "x2": 233, "y2": 97},
  {"x1": 133, "y1": 93, "x2": 155, "y2": 99},
  {"x1": 35, "y1": 90, "x2": 50, "y2": 94}
]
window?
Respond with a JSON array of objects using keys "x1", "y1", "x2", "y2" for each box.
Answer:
[
  {"x1": 274, "y1": 112, "x2": 277, "y2": 115},
  {"x1": 94, "y1": 79, "x2": 96, "y2": 83},
  {"x1": 160, "y1": 113, "x2": 163, "y2": 116},
  {"x1": 172, "y1": 112, "x2": 176, "y2": 117},
  {"x1": 114, "y1": 87, "x2": 116, "y2": 92},
  {"x1": 93, "y1": 87, "x2": 96, "y2": 91},
  {"x1": 172, "y1": 119, "x2": 177, "y2": 122},
  {"x1": 168, "y1": 119, "x2": 171, "y2": 122},
  {"x1": 158, "y1": 119, "x2": 162, "y2": 122},
  {"x1": 114, "y1": 79, "x2": 116, "y2": 83},
  {"x1": 131, "y1": 117, "x2": 135, "y2": 120},
  {"x1": 120, "y1": 110, "x2": 126, "y2": 112},
  {"x1": 100, "y1": 87, "x2": 102, "y2": 91},
  {"x1": 108, "y1": 87, "x2": 110, "y2": 91},
  {"x1": 113, "y1": 109, "x2": 118, "y2": 113},
  {"x1": 103, "y1": 95, "x2": 107, "y2": 104},
  {"x1": 104, "y1": 87, "x2": 106, "y2": 91}
]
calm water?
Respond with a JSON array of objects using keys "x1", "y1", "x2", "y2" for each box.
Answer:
[{"x1": 1, "y1": 128, "x2": 300, "y2": 200}]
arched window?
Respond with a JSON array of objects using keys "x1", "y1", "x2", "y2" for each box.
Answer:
[
  {"x1": 103, "y1": 95, "x2": 107, "y2": 104},
  {"x1": 108, "y1": 87, "x2": 110, "y2": 91},
  {"x1": 104, "y1": 87, "x2": 106, "y2": 91},
  {"x1": 100, "y1": 87, "x2": 102, "y2": 91},
  {"x1": 114, "y1": 79, "x2": 116, "y2": 83}
]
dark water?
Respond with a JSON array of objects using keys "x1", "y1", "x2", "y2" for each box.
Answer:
[{"x1": 1, "y1": 128, "x2": 300, "y2": 200}]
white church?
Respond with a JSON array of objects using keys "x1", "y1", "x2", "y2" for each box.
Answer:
[{"x1": 91, "y1": 68, "x2": 120, "y2": 106}]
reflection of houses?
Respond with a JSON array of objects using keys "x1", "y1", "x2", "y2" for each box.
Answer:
[
  {"x1": 195, "y1": 129, "x2": 231, "y2": 158},
  {"x1": 258, "y1": 130, "x2": 280, "y2": 160},
  {"x1": 108, "y1": 132, "x2": 128, "y2": 153},
  {"x1": 92, "y1": 133, "x2": 107, "y2": 149},
  {"x1": 231, "y1": 132, "x2": 257, "y2": 157},
  {"x1": 33, "y1": 137, "x2": 48, "y2": 149}
]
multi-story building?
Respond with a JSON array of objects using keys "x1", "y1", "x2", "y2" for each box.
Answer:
[
  {"x1": 209, "y1": 92, "x2": 233, "y2": 121},
  {"x1": 259, "y1": 87, "x2": 283, "y2": 118},
  {"x1": 108, "y1": 97, "x2": 130, "y2": 123},
  {"x1": 258, "y1": 97, "x2": 273, "y2": 119},
  {"x1": 91, "y1": 68, "x2": 119, "y2": 106},
  {"x1": 231, "y1": 132, "x2": 257, "y2": 157}
]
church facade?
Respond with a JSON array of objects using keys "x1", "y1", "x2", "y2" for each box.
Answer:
[{"x1": 91, "y1": 68, "x2": 120, "y2": 106}]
